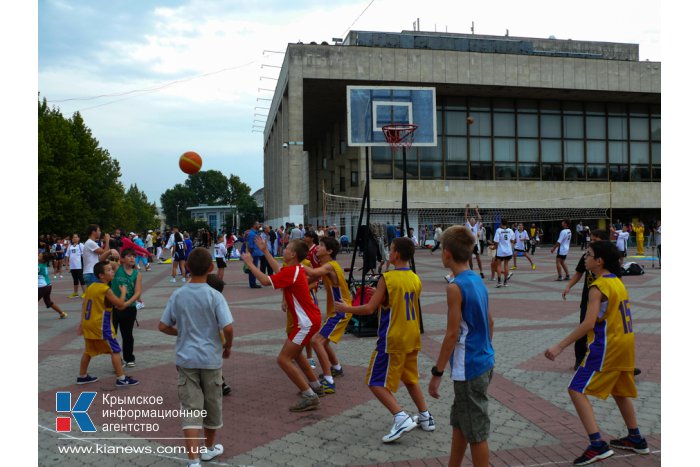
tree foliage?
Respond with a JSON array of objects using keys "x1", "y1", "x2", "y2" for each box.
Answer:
[
  {"x1": 38, "y1": 99, "x2": 158, "y2": 235},
  {"x1": 160, "y1": 172, "x2": 262, "y2": 231}
]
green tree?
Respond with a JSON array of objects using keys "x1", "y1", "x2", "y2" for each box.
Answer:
[
  {"x1": 38, "y1": 98, "x2": 159, "y2": 235},
  {"x1": 160, "y1": 184, "x2": 196, "y2": 226},
  {"x1": 122, "y1": 184, "x2": 159, "y2": 231},
  {"x1": 185, "y1": 170, "x2": 230, "y2": 205},
  {"x1": 228, "y1": 175, "x2": 262, "y2": 229}
]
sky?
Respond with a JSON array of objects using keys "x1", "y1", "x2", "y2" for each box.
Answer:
[{"x1": 36, "y1": 0, "x2": 662, "y2": 207}]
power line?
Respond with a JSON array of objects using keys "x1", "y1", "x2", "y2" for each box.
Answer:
[
  {"x1": 47, "y1": 61, "x2": 258, "y2": 105},
  {"x1": 342, "y1": 0, "x2": 376, "y2": 38}
]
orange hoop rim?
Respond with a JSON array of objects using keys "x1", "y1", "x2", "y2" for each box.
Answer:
[{"x1": 382, "y1": 123, "x2": 418, "y2": 151}]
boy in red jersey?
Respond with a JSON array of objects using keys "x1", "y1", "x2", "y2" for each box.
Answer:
[
  {"x1": 545, "y1": 241, "x2": 648, "y2": 465},
  {"x1": 242, "y1": 237, "x2": 323, "y2": 412}
]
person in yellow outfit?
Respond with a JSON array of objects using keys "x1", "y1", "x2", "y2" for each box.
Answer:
[{"x1": 632, "y1": 222, "x2": 645, "y2": 256}]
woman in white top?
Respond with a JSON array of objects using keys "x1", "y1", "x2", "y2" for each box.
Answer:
[{"x1": 66, "y1": 233, "x2": 86, "y2": 298}]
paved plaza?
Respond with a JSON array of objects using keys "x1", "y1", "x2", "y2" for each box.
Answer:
[{"x1": 38, "y1": 244, "x2": 661, "y2": 466}]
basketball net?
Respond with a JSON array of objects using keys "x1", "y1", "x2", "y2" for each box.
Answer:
[{"x1": 382, "y1": 123, "x2": 417, "y2": 152}]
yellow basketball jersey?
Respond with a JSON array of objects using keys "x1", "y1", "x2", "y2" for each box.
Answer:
[
  {"x1": 82, "y1": 282, "x2": 116, "y2": 340},
  {"x1": 324, "y1": 260, "x2": 352, "y2": 316},
  {"x1": 584, "y1": 274, "x2": 635, "y2": 371},
  {"x1": 377, "y1": 268, "x2": 422, "y2": 354}
]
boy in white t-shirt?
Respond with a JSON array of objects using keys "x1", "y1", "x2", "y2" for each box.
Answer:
[
  {"x1": 511, "y1": 223, "x2": 536, "y2": 271},
  {"x1": 213, "y1": 234, "x2": 227, "y2": 281},
  {"x1": 611, "y1": 224, "x2": 630, "y2": 258},
  {"x1": 493, "y1": 219, "x2": 515, "y2": 288},
  {"x1": 465, "y1": 204, "x2": 485, "y2": 278},
  {"x1": 551, "y1": 219, "x2": 572, "y2": 281},
  {"x1": 82, "y1": 224, "x2": 120, "y2": 286}
]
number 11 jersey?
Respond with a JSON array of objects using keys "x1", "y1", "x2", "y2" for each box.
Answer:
[{"x1": 376, "y1": 268, "x2": 422, "y2": 354}]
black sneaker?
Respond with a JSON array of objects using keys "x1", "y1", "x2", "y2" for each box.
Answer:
[
  {"x1": 573, "y1": 442, "x2": 614, "y2": 465},
  {"x1": 480, "y1": 272, "x2": 485, "y2": 279},
  {"x1": 609, "y1": 435, "x2": 649, "y2": 454},
  {"x1": 633, "y1": 368, "x2": 642, "y2": 376},
  {"x1": 222, "y1": 382, "x2": 232, "y2": 396}
]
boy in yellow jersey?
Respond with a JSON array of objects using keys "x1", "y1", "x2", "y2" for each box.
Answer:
[
  {"x1": 336, "y1": 237, "x2": 434, "y2": 443},
  {"x1": 76, "y1": 260, "x2": 139, "y2": 387},
  {"x1": 545, "y1": 241, "x2": 648, "y2": 465},
  {"x1": 303, "y1": 237, "x2": 352, "y2": 394}
]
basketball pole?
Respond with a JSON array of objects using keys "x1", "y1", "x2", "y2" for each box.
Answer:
[
  {"x1": 401, "y1": 145, "x2": 424, "y2": 334},
  {"x1": 609, "y1": 179, "x2": 613, "y2": 228}
]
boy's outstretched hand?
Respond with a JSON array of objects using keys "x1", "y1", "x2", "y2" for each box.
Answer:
[
  {"x1": 544, "y1": 344, "x2": 563, "y2": 361},
  {"x1": 240, "y1": 251, "x2": 252, "y2": 264}
]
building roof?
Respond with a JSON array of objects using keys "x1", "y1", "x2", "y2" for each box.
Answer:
[{"x1": 185, "y1": 205, "x2": 236, "y2": 211}]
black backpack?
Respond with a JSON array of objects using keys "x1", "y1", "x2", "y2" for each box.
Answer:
[{"x1": 621, "y1": 262, "x2": 644, "y2": 276}]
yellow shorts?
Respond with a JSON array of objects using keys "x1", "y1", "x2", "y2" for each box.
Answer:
[
  {"x1": 319, "y1": 312, "x2": 352, "y2": 343},
  {"x1": 84, "y1": 337, "x2": 121, "y2": 357},
  {"x1": 569, "y1": 367, "x2": 637, "y2": 400},
  {"x1": 365, "y1": 349, "x2": 419, "y2": 393}
]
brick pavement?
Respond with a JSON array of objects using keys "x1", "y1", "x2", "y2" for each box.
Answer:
[{"x1": 38, "y1": 246, "x2": 661, "y2": 466}]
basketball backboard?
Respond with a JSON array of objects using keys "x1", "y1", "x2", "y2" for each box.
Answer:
[{"x1": 347, "y1": 86, "x2": 437, "y2": 146}]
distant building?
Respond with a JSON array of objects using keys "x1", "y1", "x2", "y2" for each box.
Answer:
[
  {"x1": 252, "y1": 188, "x2": 265, "y2": 208},
  {"x1": 262, "y1": 30, "x2": 661, "y2": 239},
  {"x1": 186, "y1": 204, "x2": 238, "y2": 233}
]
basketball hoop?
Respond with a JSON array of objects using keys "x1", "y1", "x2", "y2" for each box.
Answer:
[{"x1": 382, "y1": 123, "x2": 418, "y2": 153}]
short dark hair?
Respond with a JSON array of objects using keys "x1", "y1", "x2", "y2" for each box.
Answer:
[
  {"x1": 87, "y1": 224, "x2": 100, "y2": 237},
  {"x1": 93, "y1": 260, "x2": 110, "y2": 279},
  {"x1": 319, "y1": 236, "x2": 340, "y2": 259},
  {"x1": 187, "y1": 247, "x2": 212, "y2": 276},
  {"x1": 206, "y1": 273, "x2": 225, "y2": 293},
  {"x1": 589, "y1": 241, "x2": 622, "y2": 275},
  {"x1": 304, "y1": 230, "x2": 319, "y2": 245},
  {"x1": 442, "y1": 225, "x2": 474, "y2": 262},
  {"x1": 500, "y1": 218, "x2": 508, "y2": 226},
  {"x1": 590, "y1": 229, "x2": 608, "y2": 241},
  {"x1": 120, "y1": 248, "x2": 136, "y2": 258},
  {"x1": 288, "y1": 239, "x2": 309, "y2": 262},
  {"x1": 392, "y1": 237, "x2": 414, "y2": 261},
  {"x1": 563, "y1": 218, "x2": 571, "y2": 227}
]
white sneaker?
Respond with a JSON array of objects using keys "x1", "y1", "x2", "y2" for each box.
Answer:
[
  {"x1": 308, "y1": 358, "x2": 317, "y2": 369},
  {"x1": 412, "y1": 413, "x2": 436, "y2": 432},
  {"x1": 59, "y1": 274, "x2": 63, "y2": 278},
  {"x1": 135, "y1": 301, "x2": 145, "y2": 310},
  {"x1": 200, "y1": 443, "x2": 224, "y2": 461},
  {"x1": 181, "y1": 277, "x2": 187, "y2": 283},
  {"x1": 382, "y1": 414, "x2": 417, "y2": 443},
  {"x1": 169, "y1": 277, "x2": 177, "y2": 283}
]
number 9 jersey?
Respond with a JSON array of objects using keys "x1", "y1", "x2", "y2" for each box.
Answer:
[
  {"x1": 583, "y1": 274, "x2": 635, "y2": 372},
  {"x1": 376, "y1": 268, "x2": 422, "y2": 354}
]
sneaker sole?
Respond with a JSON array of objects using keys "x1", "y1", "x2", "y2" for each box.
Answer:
[
  {"x1": 289, "y1": 402, "x2": 320, "y2": 412},
  {"x1": 610, "y1": 444, "x2": 650, "y2": 454},
  {"x1": 76, "y1": 378, "x2": 99, "y2": 385},
  {"x1": 116, "y1": 381, "x2": 140, "y2": 388},
  {"x1": 382, "y1": 420, "x2": 418, "y2": 443},
  {"x1": 574, "y1": 449, "x2": 614, "y2": 465}
]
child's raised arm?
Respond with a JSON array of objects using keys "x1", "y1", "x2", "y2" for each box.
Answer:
[{"x1": 254, "y1": 235, "x2": 281, "y2": 273}]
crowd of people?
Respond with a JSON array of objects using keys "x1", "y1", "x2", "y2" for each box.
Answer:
[{"x1": 37, "y1": 211, "x2": 659, "y2": 467}]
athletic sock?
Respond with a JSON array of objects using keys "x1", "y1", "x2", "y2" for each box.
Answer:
[
  {"x1": 393, "y1": 410, "x2": 408, "y2": 424},
  {"x1": 324, "y1": 375, "x2": 334, "y2": 384},
  {"x1": 627, "y1": 427, "x2": 642, "y2": 441},
  {"x1": 588, "y1": 432, "x2": 604, "y2": 447},
  {"x1": 419, "y1": 410, "x2": 431, "y2": 420},
  {"x1": 118, "y1": 375, "x2": 126, "y2": 381},
  {"x1": 302, "y1": 388, "x2": 315, "y2": 397},
  {"x1": 332, "y1": 364, "x2": 342, "y2": 371}
]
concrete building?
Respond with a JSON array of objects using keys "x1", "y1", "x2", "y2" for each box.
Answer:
[
  {"x1": 262, "y1": 30, "x2": 660, "y2": 240},
  {"x1": 186, "y1": 204, "x2": 238, "y2": 234}
]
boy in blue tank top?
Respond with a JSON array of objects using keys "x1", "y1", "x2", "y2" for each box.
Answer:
[{"x1": 429, "y1": 225, "x2": 494, "y2": 467}]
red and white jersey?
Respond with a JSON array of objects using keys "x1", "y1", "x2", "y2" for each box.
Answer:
[{"x1": 269, "y1": 264, "x2": 322, "y2": 330}]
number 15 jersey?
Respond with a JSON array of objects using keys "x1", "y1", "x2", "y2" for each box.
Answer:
[
  {"x1": 376, "y1": 268, "x2": 422, "y2": 354},
  {"x1": 583, "y1": 274, "x2": 635, "y2": 372}
]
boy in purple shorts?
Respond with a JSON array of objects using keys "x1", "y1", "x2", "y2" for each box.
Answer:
[{"x1": 77, "y1": 260, "x2": 139, "y2": 387}]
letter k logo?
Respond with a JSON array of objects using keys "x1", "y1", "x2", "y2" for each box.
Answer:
[{"x1": 56, "y1": 392, "x2": 97, "y2": 432}]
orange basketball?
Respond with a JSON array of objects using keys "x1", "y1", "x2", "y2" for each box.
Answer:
[{"x1": 179, "y1": 151, "x2": 202, "y2": 175}]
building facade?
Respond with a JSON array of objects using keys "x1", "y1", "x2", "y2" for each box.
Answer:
[
  {"x1": 185, "y1": 205, "x2": 238, "y2": 234},
  {"x1": 262, "y1": 30, "x2": 660, "y2": 239}
]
